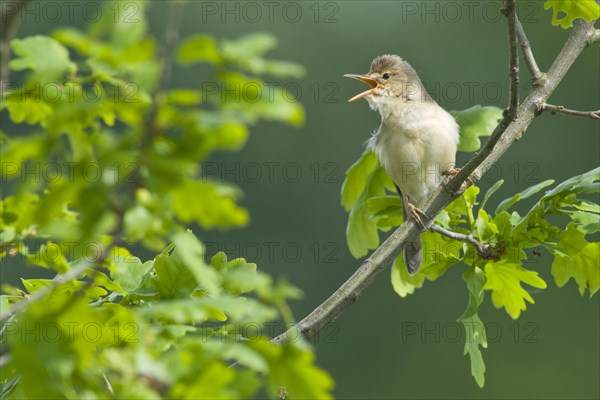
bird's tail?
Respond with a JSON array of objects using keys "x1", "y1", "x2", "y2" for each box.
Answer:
[
  {"x1": 395, "y1": 185, "x2": 423, "y2": 274},
  {"x1": 404, "y1": 233, "x2": 422, "y2": 275}
]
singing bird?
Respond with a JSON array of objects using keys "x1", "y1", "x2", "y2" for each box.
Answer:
[{"x1": 345, "y1": 55, "x2": 459, "y2": 274}]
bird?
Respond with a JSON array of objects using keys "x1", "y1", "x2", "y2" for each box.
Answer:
[{"x1": 345, "y1": 54, "x2": 459, "y2": 274}]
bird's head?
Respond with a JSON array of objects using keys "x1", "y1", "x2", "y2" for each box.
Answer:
[{"x1": 345, "y1": 54, "x2": 427, "y2": 112}]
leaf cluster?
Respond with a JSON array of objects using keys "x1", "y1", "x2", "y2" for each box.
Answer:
[
  {"x1": 341, "y1": 105, "x2": 599, "y2": 387},
  {"x1": 1, "y1": 2, "x2": 331, "y2": 399}
]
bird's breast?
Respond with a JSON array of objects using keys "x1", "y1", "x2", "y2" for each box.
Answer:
[{"x1": 369, "y1": 104, "x2": 458, "y2": 206}]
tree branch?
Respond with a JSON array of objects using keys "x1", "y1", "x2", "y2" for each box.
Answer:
[
  {"x1": 0, "y1": 0, "x2": 32, "y2": 88},
  {"x1": 103, "y1": 373, "x2": 115, "y2": 396},
  {"x1": 0, "y1": 258, "x2": 96, "y2": 321},
  {"x1": 429, "y1": 223, "x2": 494, "y2": 259},
  {"x1": 537, "y1": 103, "x2": 600, "y2": 120},
  {"x1": 503, "y1": 0, "x2": 520, "y2": 117},
  {"x1": 515, "y1": 15, "x2": 543, "y2": 82},
  {"x1": 143, "y1": 1, "x2": 186, "y2": 139},
  {"x1": 272, "y1": 20, "x2": 597, "y2": 345}
]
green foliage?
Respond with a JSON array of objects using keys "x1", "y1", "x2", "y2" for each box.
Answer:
[
  {"x1": 449, "y1": 106, "x2": 503, "y2": 152},
  {"x1": 1, "y1": 2, "x2": 332, "y2": 399},
  {"x1": 341, "y1": 100, "x2": 600, "y2": 386},
  {"x1": 9, "y1": 36, "x2": 78, "y2": 85},
  {"x1": 544, "y1": 0, "x2": 600, "y2": 28},
  {"x1": 458, "y1": 267, "x2": 487, "y2": 388},
  {"x1": 342, "y1": 105, "x2": 502, "y2": 257},
  {"x1": 177, "y1": 33, "x2": 305, "y2": 126},
  {"x1": 341, "y1": 151, "x2": 394, "y2": 258},
  {"x1": 483, "y1": 260, "x2": 547, "y2": 319}
]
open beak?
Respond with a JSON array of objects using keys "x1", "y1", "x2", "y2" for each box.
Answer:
[{"x1": 344, "y1": 74, "x2": 378, "y2": 102}]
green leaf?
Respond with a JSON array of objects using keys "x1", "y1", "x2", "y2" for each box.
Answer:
[
  {"x1": 458, "y1": 266, "x2": 487, "y2": 388},
  {"x1": 10, "y1": 36, "x2": 77, "y2": 84},
  {"x1": 0, "y1": 135, "x2": 48, "y2": 184},
  {"x1": 480, "y1": 180, "x2": 504, "y2": 211},
  {"x1": 366, "y1": 195, "x2": 402, "y2": 215},
  {"x1": 346, "y1": 168, "x2": 391, "y2": 258},
  {"x1": 166, "y1": 89, "x2": 202, "y2": 105},
  {"x1": 483, "y1": 260, "x2": 547, "y2": 319},
  {"x1": 106, "y1": 247, "x2": 149, "y2": 294},
  {"x1": 216, "y1": 71, "x2": 305, "y2": 126},
  {"x1": 222, "y1": 33, "x2": 278, "y2": 58},
  {"x1": 341, "y1": 150, "x2": 397, "y2": 258},
  {"x1": 367, "y1": 195, "x2": 403, "y2": 230},
  {"x1": 210, "y1": 252, "x2": 258, "y2": 294},
  {"x1": 259, "y1": 60, "x2": 306, "y2": 79},
  {"x1": 21, "y1": 278, "x2": 107, "y2": 301},
  {"x1": 549, "y1": 223, "x2": 599, "y2": 297},
  {"x1": 25, "y1": 242, "x2": 70, "y2": 273},
  {"x1": 205, "y1": 341, "x2": 268, "y2": 373},
  {"x1": 171, "y1": 180, "x2": 249, "y2": 229},
  {"x1": 474, "y1": 209, "x2": 499, "y2": 242},
  {"x1": 169, "y1": 360, "x2": 235, "y2": 399},
  {"x1": 139, "y1": 296, "x2": 276, "y2": 325},
  {"x1": 87, "y1": 1, "x2": 150, "y2": 48},
  {"x1": 219, "y1": 33, "x2": 305, "y2": 78},
  {"x1": 420, "y1": 232, "x2": 463, "y2": 279},
  {"x1": 138, "y1": 298, "x2": 227, "y2": 324},
  {"x1": 542, "y1": 167, "x2": 599, "y2": 200},
  {"x1": 564, "y1": 210, "x2": 600, "y2": 234},
  {"x1": 446, "y1": 185, "x2": 480, "y2": 228},
  {"x1": 571, "y1": 200, "x2": 600, "y2": 213},
  {"x1": 391, "y1": 232, "x2": 462, "y2": 297},
  {"x1": 153, "y1": 253, "x2": 197, "y2": 299},
  {"x1": 544, "y1": 0, "x2": 600, "y2": 29},
  {"x1": 172, "y1": 231, "x2": 221, "y2": 295},
  {"x1": 496, "y1": 180, "x2": 555, "y2": 214},
  {"x1": 450, "y1": 105, "x2": 503, "y2": 152},
  {"x1": 391, "y1": 256, "x2": 426, "y2": 297},
  {"x1": 1, "y1": 92, "x2": 54, "y2": 126},
  {"x1": 341, "y1": 150, "x2": 380, "y2": 211},
  {"x1": 176, "y1": 34, "x2": 222, "y2": 65},
  {"x1": 250, "y1": 339, "x2": 334, "y2": 400}
]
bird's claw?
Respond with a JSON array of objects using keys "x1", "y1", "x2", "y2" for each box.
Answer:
[
  {"x1": 444, "y1": 167, "x2": 475, "y2": 186},
  {"x1": 407, "y1": 203, "x2": 429, "y2": 232}
]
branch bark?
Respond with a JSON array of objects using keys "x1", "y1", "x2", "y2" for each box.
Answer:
[
  {"x1": 515, "y1": 15, "x2": 543, "y2": 82},
  {"x1": 504, "y1": 0, "x2": 520, "y2": 117},
  {"x1": 429, "y1": 223, "x2": 494, "y2": 259},
  {"x1": 143, "y1": 1, "x2": 186, "y2": 139},
  {"x1": 0, "y1": 0, "x2": 32, "y2": 88},
  {"x1": 272, "y1": 20, "x2": 597, "y2": 345},
  {"x1": 537, "y1": 103, "x2": 600, "y2": 120}
]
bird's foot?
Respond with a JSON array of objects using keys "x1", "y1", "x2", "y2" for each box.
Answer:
[
  {"x1": 406, "y1": 203, "x2": 429, "y2": 232},
  {"x1": 443, "y1": 167, "x2": 475, "y2": 186}
]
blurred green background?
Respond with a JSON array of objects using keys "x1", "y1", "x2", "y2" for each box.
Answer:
[{"x1": 8, "y1": 1, "x2": 599, "y2": 398}]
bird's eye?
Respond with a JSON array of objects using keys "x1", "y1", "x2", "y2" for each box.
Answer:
[{"x1": 382, "y1": 73, "x2": 391, "y2": 80}]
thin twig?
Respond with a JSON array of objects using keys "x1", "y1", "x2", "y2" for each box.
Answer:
[
  {"x1": 503, "y1": 0, "x2": 520, "y2": 117},
  {"x1": 455, "y1": 0, "x2": 523, "y2": 186},
  {"x1": 0, "y1": 0, "x2": 32, "y2": 88},
  {"x1": 103, "y1": 373, "x2": 115, "y2": 396},
  {"x1": 515, "y1": 15, "x2": 543, "y2": 82},
  {"x1": 429, "y1": 223, "x2": 493, "y2": 259},
  {"x1": 0, "y1": 258, "x2": 95, "y2": 320},
  {"x1": 272, "y1": 20, "x2": 597, "y2": 345},
  {"x1": 143, "y1": 1, "x2": 186, "y2": 139},
  {"x1": 537, "y1": 103, "x2": 600, "y2": 120}
]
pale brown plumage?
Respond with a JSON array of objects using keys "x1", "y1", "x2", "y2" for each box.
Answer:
[{"x1": 346, "y1": 55, "x2": 459, "y2": 274}]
